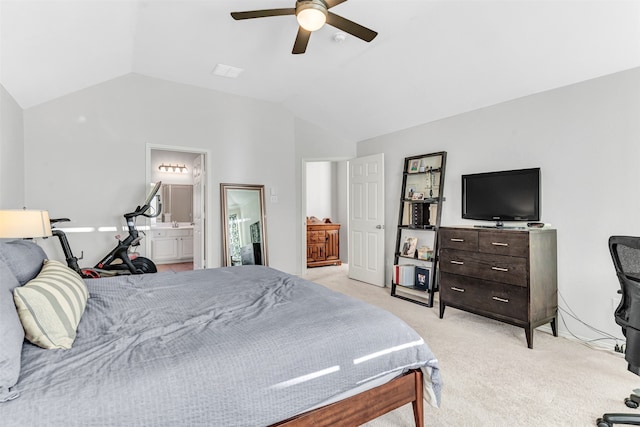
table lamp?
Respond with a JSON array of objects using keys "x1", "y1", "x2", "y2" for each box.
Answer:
[{"x1": 0, "y1": 209, "x2": 52, "y2": 239}]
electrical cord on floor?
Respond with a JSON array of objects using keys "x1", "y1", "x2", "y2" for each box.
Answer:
[{"x1": 557, "y1": 291, "x2": 625, "y2": 352}]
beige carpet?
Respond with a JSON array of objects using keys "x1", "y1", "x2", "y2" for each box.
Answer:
[{"x1": 303, "y1": 264, "x2": 638, "y2": 427}]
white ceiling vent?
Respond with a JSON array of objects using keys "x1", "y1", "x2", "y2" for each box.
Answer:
[{"x1": 211, "y1": 64, "x2": 244, "y2": 78}]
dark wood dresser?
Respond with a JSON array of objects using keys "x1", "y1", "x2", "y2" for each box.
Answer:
[
  {"x1": 438, "y1": 226, "x2": 558, "y2": 348},
  {"x1": 306, "y1": 217, "x2": 341, "y2": 268}
]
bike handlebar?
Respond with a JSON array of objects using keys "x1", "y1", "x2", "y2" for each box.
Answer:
[
  {"x1": 124, "y1": 182, "x2": 163, "y2": 220},
  {"x1": 49, "y1": 218, "x2": 70, "y2": 225}
]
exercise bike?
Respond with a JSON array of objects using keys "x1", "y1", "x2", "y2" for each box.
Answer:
[{"x1": 49, "y1": 182, "x2": 163, "y2": 278}]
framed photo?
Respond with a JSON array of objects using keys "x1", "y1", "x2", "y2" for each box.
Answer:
[
  {"x1": 411, "y1": 192, "x2": 424, "y2": 200},
  {"x1": 414, "y1": 266, "x2": 430, "y2": 291},
  {"x1": 408, "y1": 159, "x2": 420, "y2": 173},
  {"x1": 401, "y1": 236, "x2": 418, "y2": 258}
]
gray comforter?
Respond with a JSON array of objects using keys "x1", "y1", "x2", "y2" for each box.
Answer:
[{"x1": 1, "y1": 266, "x2": 441, "y2": 426}]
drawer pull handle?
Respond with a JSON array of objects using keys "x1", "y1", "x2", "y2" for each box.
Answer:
[
  {"x1": 491, "y1": 266, "x2": 509, "y2": 272},
  {"x1": 450, "y1": 260, "x2": 464, "y2": 265},
  {"x1": 450, "y1": 238, "x2": 465, "y2": 242},
  {"x1": 451, "y1": 287, "x2": 465, "y2": 293},
  {"x1": 491, "y1": 242, "x2": 509, "y2": 247},
  {"x1": 492, "y1": 296, "x2": 509, "y2": 303}
]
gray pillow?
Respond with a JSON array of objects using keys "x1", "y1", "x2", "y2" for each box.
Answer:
[
  {"x1": 0, "y1": 240, "x2": 47, "y2": 285},
  {"x1": 0, "y1": 259, "x2": 23, "y2": 402}
]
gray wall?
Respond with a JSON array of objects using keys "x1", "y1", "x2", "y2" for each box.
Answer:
[
  {"x1": 357, "y1": 67, "x2": 640, "y2": 342},
  {"x1": 17, "y1": 73, "x2": 353, "y2": 274},
  {"x1": 0, "y1": 84, "x2": 25, "y2": 208}
]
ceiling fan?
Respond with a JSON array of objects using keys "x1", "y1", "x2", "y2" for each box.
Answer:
[{"x1": 230, "y1": 0, "x2": 378, "y2": 54}]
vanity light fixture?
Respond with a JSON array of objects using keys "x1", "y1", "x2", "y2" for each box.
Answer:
[{"x1": 158, "y1": 163, "x2": 188, "y2": 174}]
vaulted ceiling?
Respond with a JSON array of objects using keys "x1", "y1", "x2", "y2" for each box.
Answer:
[{"x1": 1, "y1": 0, "x2": 639, "y2": 141}]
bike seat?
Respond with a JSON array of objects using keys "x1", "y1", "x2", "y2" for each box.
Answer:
[{"x1": 50, "y1": 218, "x2": 70, "y2": 224}]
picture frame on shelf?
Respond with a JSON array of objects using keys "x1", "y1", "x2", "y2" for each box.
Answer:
[
  {"x1": 408, "y1": 159, "x2": 420, "y2": 173},
  {"x1": 411, "y1": 192, "x2": 424, "y2": 201},
  {"x1": 401, "y1": 236, "x2": 418, "y2": 258},
  {"x1": 414, "y1": 266, "x2": 430, "y2": 291}
]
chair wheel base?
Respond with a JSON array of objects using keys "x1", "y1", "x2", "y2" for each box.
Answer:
[
  {"x1": 596, "y1": 418, "x2": 611, "y2": 427},
  {"x1": 626, "y1": 397, "x2": 640, "y2": 409},
  {"x1": 624, "y1": 394, "x2": 640, "y2": 409}
]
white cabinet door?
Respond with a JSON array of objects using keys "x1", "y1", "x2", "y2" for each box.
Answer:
[
  {"x1": 151, "y1": 238, "x2": 179, "y2": 262},
  {"x1": 179, "y1": 236, "x2": 194, "y2": 259}
]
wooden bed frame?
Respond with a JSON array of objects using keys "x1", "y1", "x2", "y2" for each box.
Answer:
[{"x1": 271, "y1": 369, "x2": 424, "y2": 427}]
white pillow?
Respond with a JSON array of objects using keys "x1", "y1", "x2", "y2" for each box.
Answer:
[{"x1": 13, "y1": 259, "x2": 89, "y2": 350}]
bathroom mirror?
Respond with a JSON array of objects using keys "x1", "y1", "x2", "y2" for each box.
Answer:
[
  {"x1": 161, "y1": 184, "x2": 193, "y2": 223},
  {"x1": 221, "y1": 183, "x2": 268, "y2": 266}
]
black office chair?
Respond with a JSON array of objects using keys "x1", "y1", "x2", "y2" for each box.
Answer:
[{"x1": 597, "y1": 236, "x2": 640, "y2": 427}]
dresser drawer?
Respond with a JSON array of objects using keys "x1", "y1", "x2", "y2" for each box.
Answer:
[
  {"x1": 479, "y1": 231, "x2": 529, "y2": 257},
  {"x1": 440, "y1": 249, "x2": 528, "y2": 287},
  {"x1": 440, "y1": 272, "x2": 528, "y2": 321},
  {"x1": 439, "y1": 228, "x2": 478, "y2": 251},
  {"x1": 307, "y1": 230, "x2": 326, "y2": 244}
]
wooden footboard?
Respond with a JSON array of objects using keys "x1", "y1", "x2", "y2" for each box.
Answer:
[{"x1": 270, "y1": 369, "x2": 424, "y2": 427}]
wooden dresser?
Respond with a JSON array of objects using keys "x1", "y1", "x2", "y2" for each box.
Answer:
[
  {"x1": 438, "y1": 226, "x2": 557, "y2": 348},
  {"x1": 306, "y1": 217, "x2": 341, "y2": 268}
]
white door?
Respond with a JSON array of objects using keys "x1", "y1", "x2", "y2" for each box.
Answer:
[
  {"x1": 192, "y1": 154, "x2": 205, "y2": 269},
  {"x1": 348, "y1": 153, "x2": 385, "y2": 286}
]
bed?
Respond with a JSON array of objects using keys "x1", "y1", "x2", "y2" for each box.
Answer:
[{"x1": 0, "y1": 240, "x2": 441, "y2": 426}]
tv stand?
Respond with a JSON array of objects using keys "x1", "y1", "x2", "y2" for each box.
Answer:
[{"x1": 438, "y1": 226, "x2": 558, "y2": 348}]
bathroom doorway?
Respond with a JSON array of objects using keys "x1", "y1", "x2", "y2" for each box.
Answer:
[{"x1": 146, "y1": 145, "x2": 210, "y2": 270}]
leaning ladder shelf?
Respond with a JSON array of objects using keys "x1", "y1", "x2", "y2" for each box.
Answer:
[{"x1": 390, "y1": 151, "x2": 447, "y2": 307}]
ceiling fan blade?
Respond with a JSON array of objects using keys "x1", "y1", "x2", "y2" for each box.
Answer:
[
  {"x1": 326, "y1": 12, "x2": 377, "y2": 42},
  {"x1": 325, "y1": 0, "x2": 348, "y2": 9},
  {"x1": 230, "y1": 8, "x2": 295, "y2": 20},
  {"x1": 292, "y1": 27, "x2": 312, "y2": 54}
]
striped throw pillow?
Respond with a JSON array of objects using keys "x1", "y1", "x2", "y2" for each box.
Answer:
[{"x1": 13, "y1": 259, "x2": 89, "y2": 350}]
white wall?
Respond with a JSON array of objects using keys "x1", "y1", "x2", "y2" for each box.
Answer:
[
  {"x1": 0, "y1": 84, "x2": 25, "y2": 208},
  {"x1": 306, "y1": 161, "x2": 333, "y2": 219},
  {"x1": 357, "y1": 67, "x2": 640, "y2": 343},
  {"x1": 22, "y1": 73, "x2": 298, "y2": 273}
]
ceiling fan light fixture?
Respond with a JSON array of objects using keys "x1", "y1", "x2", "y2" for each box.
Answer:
[{"x1": 296, "y1": 1, "x2": 327, "y2": 32}]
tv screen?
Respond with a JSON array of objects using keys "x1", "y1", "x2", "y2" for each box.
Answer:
[{"x1": 462, "y1": 168, "x2": 540, "y2": 225}]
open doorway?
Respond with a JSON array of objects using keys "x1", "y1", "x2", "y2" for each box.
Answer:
[
  {"x1": 146, "y1": 145, "x2": 209, "y2": 271},
  {"x1": 303, "y1": 159, "x2": 349, "y2": 274}
]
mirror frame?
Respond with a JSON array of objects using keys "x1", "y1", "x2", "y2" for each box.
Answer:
[{"x1": 220, "y1": 183, "x2": 268, "y2": 267}]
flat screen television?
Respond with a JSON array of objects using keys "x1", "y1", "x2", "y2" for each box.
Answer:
[{"x1": 462, "y1": 167, "x2": 540, "y2": 227}]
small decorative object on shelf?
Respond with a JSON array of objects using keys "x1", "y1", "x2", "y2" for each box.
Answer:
[
  {"x1": 417, "y1": 246, "x2": 432, "y2": 261},
  {"x1": 391, "y1": 151, "x2": 447, "y2": 307}
]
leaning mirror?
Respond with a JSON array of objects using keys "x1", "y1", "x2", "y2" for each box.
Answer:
[{"x1": 221, "y1": 183, "x2": 268, "y2": 266}]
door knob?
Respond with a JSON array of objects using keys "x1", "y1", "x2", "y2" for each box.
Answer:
[{"x1": 376, "y1": 225, "x2": 384, "y2": 229}]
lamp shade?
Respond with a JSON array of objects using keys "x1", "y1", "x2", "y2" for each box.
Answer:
[
  {"x1": 296, "y1": 3, "x2": 327, "y2": 31},
  {"x1": 0, "y1": 210, "x2": 53, "y2": 238}
]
